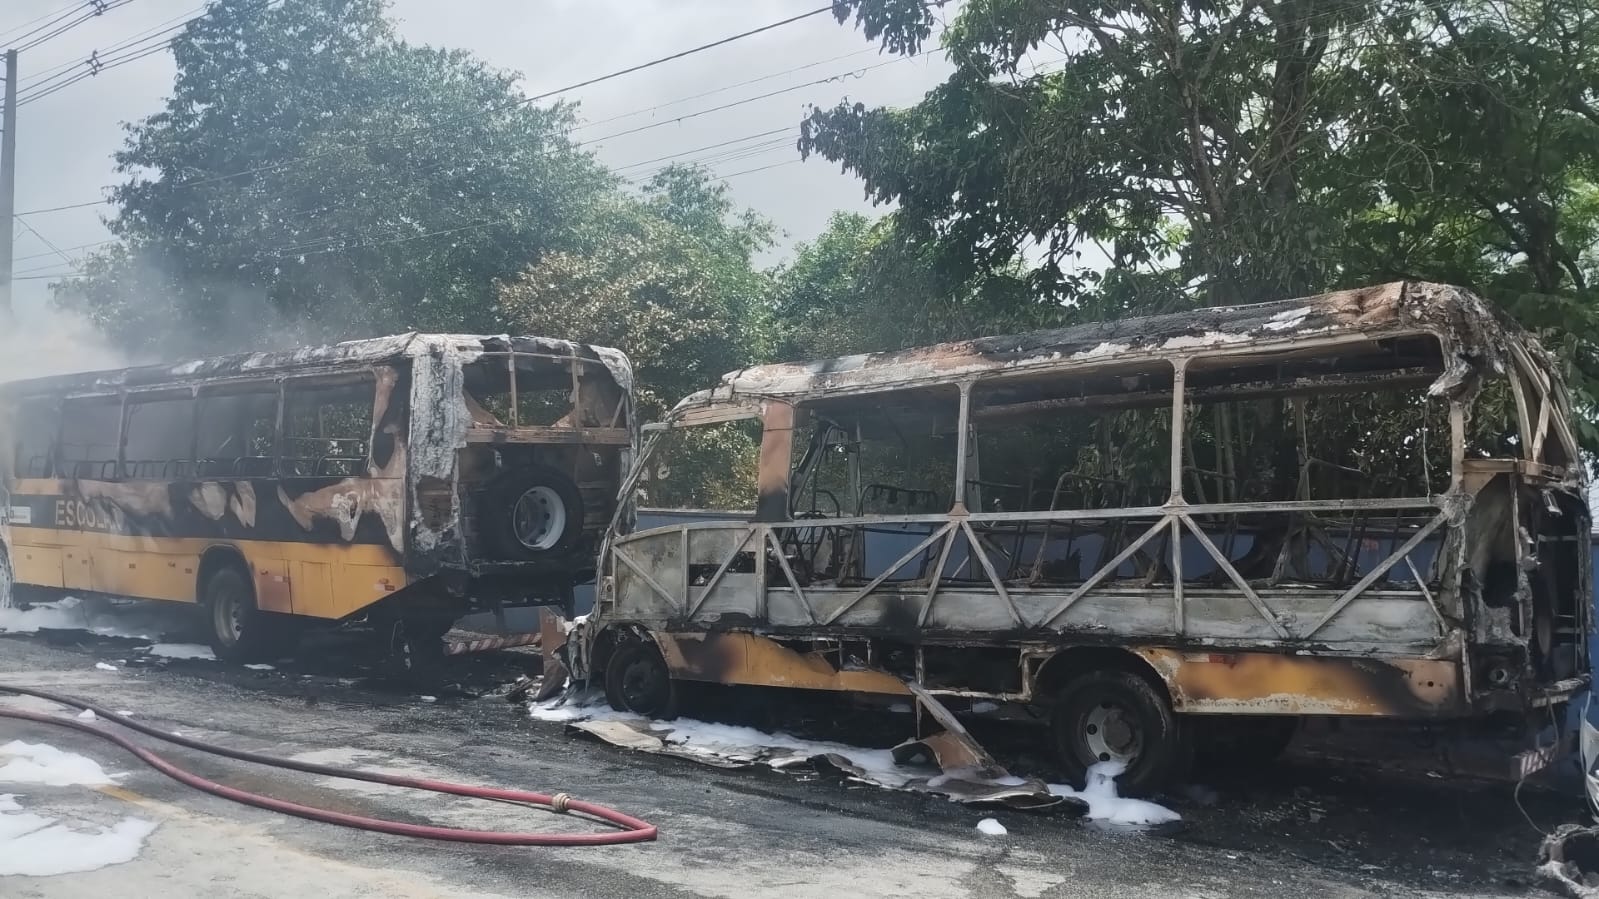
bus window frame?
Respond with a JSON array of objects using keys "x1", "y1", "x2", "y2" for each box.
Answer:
[
  {"x1": 195, "y1": 381, "x2": 285, "y2": 479},
  {"x1": 278, "y1": 372, "x2": 379, "y2": 479},
  {"x1": 120, "y1": 388, "x2": 199, "y2": 481},
  {"x1": 55, "y1": 392, "x2": 125, "y2": 481}
]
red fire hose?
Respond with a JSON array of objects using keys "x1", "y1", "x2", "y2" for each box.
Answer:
[{"x1": 0, "y1": 683, "x2": 657, "y2": 846}]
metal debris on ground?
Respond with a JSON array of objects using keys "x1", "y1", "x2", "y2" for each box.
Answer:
[{"x1": 1538, "y1": 824, "x2": 1599, "y2": 899}]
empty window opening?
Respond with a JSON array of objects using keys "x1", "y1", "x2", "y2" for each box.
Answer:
[
  {"x1": 462, "y1": 355, "x2": 620, "y2": 429},
  {"x1": 640, "y1": 418, "x2": 761, "y2": 512},
  {"x1": 281, "y1": 381, "x2": 374, "y2": 478},
  {"x1": 58, "y1": 397, "x2": 121, "y2": 479},
  {"x1": 198, "y1": 390, "x2": 278, "y2": 477},
  {"x1": 9, "y1": 400, "x2": 58, "y2": 479},
  {"x1": 122, "y1": 394, "x2": 197, "y2": 479}
]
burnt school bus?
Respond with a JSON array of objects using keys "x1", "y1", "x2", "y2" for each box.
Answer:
[
  {"x1": 0, "y1": 334, "x2": 635, "y2": 665},
  {"x1": 567, "y1": 282, "x2": 1590, "y2": 793}
]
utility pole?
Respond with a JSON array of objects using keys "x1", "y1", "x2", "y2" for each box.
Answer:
[{"x1": 0, "y1": 49, "x2": 16, "y2": 319}]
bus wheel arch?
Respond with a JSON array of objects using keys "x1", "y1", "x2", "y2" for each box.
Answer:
[
  {"x1": 0, "y1": 538, "x2": 13, "y2": 605},
  {"x1": 1033, "y1": 646, "x2": 1188, "y2": 796},
  {"x1": 599, "y1": 626, "x2": 679, "y2": 720},
  {"x1": 197, "y1": 547, "x2": 284, "y2": 663}
]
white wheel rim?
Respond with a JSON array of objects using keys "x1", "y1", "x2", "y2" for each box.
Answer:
[
  {"x1": 513, "y1": 485, "x2": 567, "y2": 551},
  {"x1": 1083, "y1": 701, "x2": 1142, "y2": 764},
  {"x1": 213, "y1": 591, "x2": 243, "y2": 645}
]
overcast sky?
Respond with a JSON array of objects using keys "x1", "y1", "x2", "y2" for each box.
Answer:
[{"x1": 3, "y1": 0, "x2": 956, "y2": 316}]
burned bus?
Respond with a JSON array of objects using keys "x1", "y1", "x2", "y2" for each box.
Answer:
[
  {"x1": 567, "y1": 282, "x2": 1589, "y2": 793},
  {"x1": 0, "y1": 334, "x2": 635, "y2": 665}
]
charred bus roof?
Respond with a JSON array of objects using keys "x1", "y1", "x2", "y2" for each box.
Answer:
[
  {"x1": 673, "y1": 281, "x2": 1546, "y2": 414},
  {"x1": 0, "y1": 332, "x2": 633, "y2": 398}
]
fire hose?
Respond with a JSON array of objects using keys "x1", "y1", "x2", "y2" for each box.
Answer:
[{"x1": 0, "y1": 683, "x2": 657, "y2": 846}]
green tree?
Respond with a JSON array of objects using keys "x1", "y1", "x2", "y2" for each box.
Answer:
[
  {"x1": 496, "y1": 166, "x2": 775, "y2": 417},
  {"x1": 772, "y1": 211, "x2": 1043, "y2": 360},
  {"x1": 55, "y1": 0, "x2": 612, "y2": 355},
  {"x1": 804, "y1": 0, "x2": 1599, "y2": 443}
]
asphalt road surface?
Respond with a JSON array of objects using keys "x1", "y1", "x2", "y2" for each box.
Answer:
[{"x1": 0, "y1": 630, "x2": 1581, "y2": 898}]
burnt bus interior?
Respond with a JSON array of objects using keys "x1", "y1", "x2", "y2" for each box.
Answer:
[
  {"x1": 8, "y1": 376, "x2": 380, "y2": 484},
  {"x1": 3, "y1": 342, "x2": 632, "y2": 602},
  {"x1": 451, "y1": 352, "x2": 631, "y2": 580},
  {"x1": 637, "y1": 326, "x2": 1588, "y2": 702}
]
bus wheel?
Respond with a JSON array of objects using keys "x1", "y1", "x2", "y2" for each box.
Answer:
[
  {"x1": 482, "y1": 467, "x2": 584, "y2": 561},
  {"x1": 203, "y1": 566, "x2": 282, "y2": 663},
  {"x1": 604, "y1": 641, "x2": 679, "y2": 720},
  {"x1": 0, "y1": 542, "x2": 13, "y2": 606},
  {"x1": 1049, "y1": 669, "x2": 1186, "y2": 796}
]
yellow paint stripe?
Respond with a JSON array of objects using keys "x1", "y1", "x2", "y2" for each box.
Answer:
[{"x1": 6, "y1": 525, "x2": 401, "y2": 566}]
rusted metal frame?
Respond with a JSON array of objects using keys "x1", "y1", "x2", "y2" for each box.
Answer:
[
  {"x1": 569, "y1": 348, "x2": 583, "y2": 425},
  {"x1": 463, "y1": 427, "x2": 631, "y2": 445},
  {"x1": 1168, "y1": 359, "x2": 1187, "y2": 503},
  {"x1": 1305, "y1": 519, "x2": 1358, "y2": 585},
  {"x1": 1304, "y1": 512, "x2": 1449, "y2": 637},
  {"x1": 970, "y1": 496, "x2": 1441, "y2": 524},
  {"x1": 1405, "y1": 556, "x2": 1449, "y2": 635},
  {"x1": 1170, "y1": 516, "x2": 1184, "y2": 635},
  {"x1": 754, "y1": 525, "x2": 768, "y2": 621},
  {"x1": 959, "y1": 520, "x2": 1023, "y2": 626},
  {"x1": 1507, "y1": 367, "x2": 1534, "y2": 462},
  {"x1": 673, "y1": 497, "x2": 1441, "y2": 532},
  {"x1": 477, "y1": 349, "x2": 597, "y2": 367},
  {"x1": 821, "y1": 521, "x2": 958, "y2": 626},
  {"x1": 1040, "y1": 516, "x2": 1171, "y2": 626},
  {"x1": 505, "y1": 352, "x2": 518, "y2": 428},
  {"x1": 612, "y1": 544, "x2": 685, "y2": 616},
  {"x1": 1449, "y1": 402, "x2": 1466, "y2": 492},
  {"x1": 683, "y1": 525, "x2": 759, "y2": 620},
  {"x1": 1502, "y1": 345, "x2": 1548, "y2": 462},
  {"x1": 919, "y1": 526, "x2": 959, "y2": 627},
  {"x1": 1532, "y1": 387, "x2": 1553, "y2": 464},
  {"x1": 271, "y1": 379, "x2": 286, "y2": 476},
  {"x1": 1177, "y1": 513, "x2": 1291, "y2": 638},
  {"x1": 765, "y1": 527, "x2": 817, "y2": 624},
  {"x1": 679, "y1": 528, "x2": 690, "y2": 608},
  {"x1": 953, "y1": 382, "x2": 973, "y2": 511},
  {"x1": 1517, "y1": 344, "x2": 1582, "y2": 462},
  {"x1": 970, "y1": 368, "x2": 1440, "y2": 418}
]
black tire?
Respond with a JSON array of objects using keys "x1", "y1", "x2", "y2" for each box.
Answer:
[
  {"x1": 1049, "y1": 669, "x2": 1187, "y2": 796},
  {"x1": 203, "y1": 565, "x2": 286, "y2": 663},
  {"x1": 604, "y1": 641, "x2": 679, "y2": 720},
  {"x1": 0, "y1": 541, "x2": 13, "y2": 606},
  {"x1": 1192, "y1": 715, "x2": 1299, "y2": 768},
  {"x1": 480, "y1": 466, "x2": 585, "y2": 561}
]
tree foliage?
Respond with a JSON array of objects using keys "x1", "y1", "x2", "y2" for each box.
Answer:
[
  {"x1": 800, "y1": 0, "x2": 1599, "y2": 445},
  {"x1": 772, "y1": 211, "x2": 1046, "y2": 360},
  {"x1": 56, "y1": 0, "x2": 612, "y2": 355},
  {"x1": 496, "y1": 167, "x2": 775, "y2": 417}
]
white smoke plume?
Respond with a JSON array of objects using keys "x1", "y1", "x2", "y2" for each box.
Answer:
[{"x1": 0, "y1": 304, "x2": 129, "y2": 383}]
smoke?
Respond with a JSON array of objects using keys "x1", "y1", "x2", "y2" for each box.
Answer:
[
  {"x1": 0, "y1": 304, "x2": 130, "y2": 383},
  {"x1": 0, "y1": 305, "x2": 129, "y2": 608}
]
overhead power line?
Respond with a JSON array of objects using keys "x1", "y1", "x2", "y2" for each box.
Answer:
[
  {"x1": 12, "y1": 0, "x2": 136, "y2": 53},
  {"x1": 0, "y1": 1, "x2": 82, "y2": 45},
  {"x1": 12, "y1": 237, "x2": 114, "y2": 263},
  {"x1": 14, "y1": 197, "x2": 108, "y2": 215},
  {"x1": 16, "y1": 1, "x2": 277, "y2": 107},
  {"x1": 15, "y1": 2, "x2": 840, "y2": 209},
  {"x1": 6, "y1": 1, "x2": 97, "y2": 50},
  {"x1": 572, "y1": 47, "x2": 880, "y2": 132},
  {"x1": 515, "y1": 4, "x2": 833, "y2": 110},
  {"x1": 18, "y1": 36, "x2": 170, "y2": 105}
]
